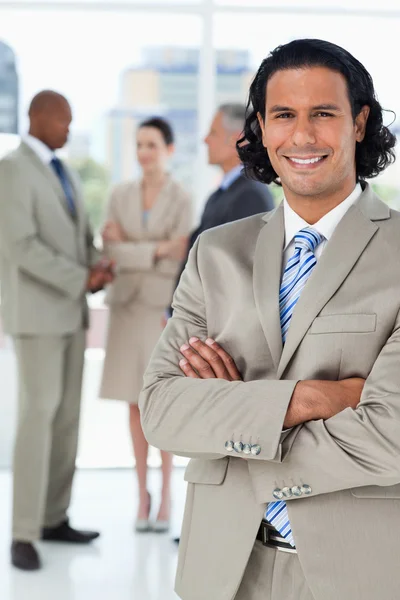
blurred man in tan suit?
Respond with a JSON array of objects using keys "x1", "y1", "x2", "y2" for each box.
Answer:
[
  {"x1": 140, "y1": 40, "x2": 400, "y2": 600},
  {"x1": 0, "y1": 91, "x2": 114, "y2": 571}
]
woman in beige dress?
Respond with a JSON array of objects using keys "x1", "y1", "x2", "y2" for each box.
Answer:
[{"x1": 100, "y1": 117, "x2": 191, "y2": 532}]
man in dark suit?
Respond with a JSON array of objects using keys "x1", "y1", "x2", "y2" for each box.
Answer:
[
  {"x1": 169, "y1": 104, "x2": 274, "y2": 543},
  {"x1": 167, "y1": 103, "x2": 274, "y2": 319}
]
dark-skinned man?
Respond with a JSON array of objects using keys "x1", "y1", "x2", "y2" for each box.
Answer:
[{"x1": 0, "y1": 90, "x2": 114, "y2": 571}]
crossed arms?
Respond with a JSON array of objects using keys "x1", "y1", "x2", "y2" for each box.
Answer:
[{"x1": 139, "y1": 237, "x2": 400, "y2": 501}]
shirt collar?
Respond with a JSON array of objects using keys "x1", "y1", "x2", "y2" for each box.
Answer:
[
  {"x1": 220, "y1": 164, "x2": 243, "y2": 190},
  {"x1": 283, "y1": 183, "x2": 363, "y2": 250},
  {"x1": 23, "y1": 134, "x2": 55, "y2": 165}
]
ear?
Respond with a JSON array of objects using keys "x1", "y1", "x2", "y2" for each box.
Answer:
[
  {"x1": 167, "y1": 144, "x2": 175, "y2": 157},
  {"x1": 355, "y1": 105, "x2": 370, "y2": 142},
  {"x1": 257, "y1": 112, "x2": 266, "y2": 146}
]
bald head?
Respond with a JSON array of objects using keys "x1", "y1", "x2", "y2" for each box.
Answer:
[
  {"x1": 29, "y1": 90, "x2": 69, "y2": 115},
  {"x1": 28, "y1": 90, "x2": 72, "y2": 150}
]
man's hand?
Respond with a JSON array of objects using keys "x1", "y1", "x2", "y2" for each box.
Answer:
[
  {"x1": 86, "y1": 258, "x2": 115, "y2": 293},
  {"x1": 179, "y1": 337, "x2": 242, "y2": 381},
  {"x1": 102, "y1": 221, "x2": 125, "y2": 243},
  {"x1": 284, "y1": 377, "x2": 366, "y2": 428},
  {"x1": 178, "y1": 338, "x2": 365, "y2": 428}
]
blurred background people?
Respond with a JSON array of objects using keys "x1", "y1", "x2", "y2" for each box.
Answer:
[
  {"x1": 0, "y1": 90, "x2": 113, "y2": 572},
  {"x1": 100, "y1": 117, "x2": 191, "y2": 534},
  {"x1": 167, "y1": 103, "x2": 275, "y2": 320},
  {"x1": 167, "y1": 103, "x2": 275, "y2": 544}
]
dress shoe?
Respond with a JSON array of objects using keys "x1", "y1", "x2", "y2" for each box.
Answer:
[
  {"x1": 11, "y1": 541, "x2": 41, "y2": 571},
  {"x1": 41, "y1": 519, "x2": 100, "y2": 543}
]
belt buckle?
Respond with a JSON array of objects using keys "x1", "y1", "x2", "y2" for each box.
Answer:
[
  {"x1": 260, "y1": 521, "x2": 297, "y2": 554},
  {"x1": 260, "y1": 521, "x2": 273, "y2": 546}
]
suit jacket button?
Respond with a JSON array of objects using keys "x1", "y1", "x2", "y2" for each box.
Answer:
[
  {"x1": 292, "y1": 486, "x2": 303, "y2": 497},
  {"x1": 234, "y1": 441, "x2": 244, "y2": 453},
  {"x1": 282, "y1": 486, "x2": 293, "y2": 499},
  {"x1": 301, "y1": 484, "x2": 312, "y2": 495},
  {"x1": 225, "y1": 440, "x2": 234, "y2": 452},
  {"x1": 242, "y1": 443, "x2": 251, "y2": 455},
  {"x1": 250, "y1": 444, "x2": 261, "y2": 456},
  {"x1": 273, "y1": 488, "x2": 284, "y2": 500}
]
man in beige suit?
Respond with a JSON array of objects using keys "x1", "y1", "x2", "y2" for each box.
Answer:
[
  {"x1": 0, "y1": 91, "x2": 114, "y2": 571},
  {"x1": 140, "y1": 39, "x2": 400, "y2": 600}
]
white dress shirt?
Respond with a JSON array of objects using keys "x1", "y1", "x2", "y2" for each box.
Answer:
[
  {"x1": 282, "y1": 183, "x2": 362, "y2": 270},
  {"x1": 23, "y1": 134, "x2": 54, "y2": 165}
]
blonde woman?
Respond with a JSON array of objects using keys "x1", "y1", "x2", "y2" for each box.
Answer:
[{"x1": 100, "y1": 117, "x2": 191, "y2": 532}]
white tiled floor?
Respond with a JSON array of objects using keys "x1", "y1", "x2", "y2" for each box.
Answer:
[{"x1": 0, "y1": 468, "x2": 187, "y2": 600}]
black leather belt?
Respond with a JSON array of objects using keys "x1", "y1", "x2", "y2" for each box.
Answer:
[{"x1": 256, "y1": 520, "x2": 297, "y2": 554}]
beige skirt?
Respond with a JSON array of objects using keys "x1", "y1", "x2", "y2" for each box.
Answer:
[{"x1": 99, "y1": 302, "x2": 164, "y2": 404}]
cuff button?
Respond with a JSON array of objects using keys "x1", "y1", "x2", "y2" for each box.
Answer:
[
  {"x1": 243, "y1": 443, "x2": 251, "y2": 455},
  {"x1": 272, "y1": 488, "x2": 284, "y2": 500},
  {"x1": 234, "y1": 441, "x2": 244, "y2": 453},
  {"x1": 282, "y1": 486, "x2": 293, "y2": 499},
  {"x1": 225, "y1": 440, "x2": 234, "y2": 452},
  {"x1": 250, "y1": 444, "x2": 261, "y2": 456}
]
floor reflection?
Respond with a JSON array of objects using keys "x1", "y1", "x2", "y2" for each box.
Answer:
[{"x1": 0, "y1": 469, "x2": 185, "y2": 600}]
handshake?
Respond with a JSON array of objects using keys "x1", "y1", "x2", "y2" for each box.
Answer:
[{"x1": 86, "y1": 258, "x2": 115, "y2": 294}]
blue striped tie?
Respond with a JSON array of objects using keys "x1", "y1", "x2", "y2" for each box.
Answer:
[{"x1": 266, "y1": 226, "x2": 324, "y2": 546}]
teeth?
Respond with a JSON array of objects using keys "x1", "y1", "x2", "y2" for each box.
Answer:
[{"x1": 290, "y1": 157, "x2": 324, "y2": 165}]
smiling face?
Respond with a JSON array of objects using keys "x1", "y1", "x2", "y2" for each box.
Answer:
[{"x1": 258, "y1": 66, "x2": 369, "y2": 213}]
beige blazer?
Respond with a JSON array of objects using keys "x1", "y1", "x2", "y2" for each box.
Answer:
[
  {"x1": 0, "y1": 142, "x2": 100, "y2": 335},
  {"x1": 103, "y1": 176, "x2": 192, "y2": 309},
  {"x1": 140, "y1": 184, "x2": 400, "y2": 600}
]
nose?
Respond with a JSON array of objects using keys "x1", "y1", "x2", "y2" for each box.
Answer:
[{"x1": 291, "y1": 114, "x2": 316, "y2": 147}]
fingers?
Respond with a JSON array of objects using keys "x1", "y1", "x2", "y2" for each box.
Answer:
[
  {"x1": 204, "y1": 338, "x2": 242, "y2": 381},
  {"x1": 179, "y1": 341, "x2": 219, "y2": 379},
  {"x1": 180, "y1": 337, "x2": 232, "y2": 380},
  {"x1": 179, "y1": 358, "x2": 200, "y2": 379}
]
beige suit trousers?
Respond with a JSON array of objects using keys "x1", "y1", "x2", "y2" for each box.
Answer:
[
  {"x1": 12, "y1": 330, "x2": 86, "y2": 541},
  {"x1": 235, "y1": 542, "x2": 314, "y2": 600}
]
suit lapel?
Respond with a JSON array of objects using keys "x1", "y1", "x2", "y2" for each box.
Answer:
[
  {"x1": 20, "y1": 143, "x2": 78, "y2": 224},
  {"x1": 253, "y1": 205, "x2": 285, "y2": 370},
  {"x1": 21, "y1": 143, "x2": 64, "y2": 201},
  {"x1": 276, "y1": 187, "x2": 388, "y2": 378},
  {"x1": 145, "y1": 177, "x2": 171, "y2": 233}
]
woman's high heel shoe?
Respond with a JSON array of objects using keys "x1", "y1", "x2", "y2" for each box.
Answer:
[
  {"x1": 135, "y1": 491, "x2": 151, "y2": 533},
  {"x1": 154, "y1": 496, "x2": 171, "y2": 533},
  {"x1": 153, "y1": 519, "x2": 170, "y2": 533}
]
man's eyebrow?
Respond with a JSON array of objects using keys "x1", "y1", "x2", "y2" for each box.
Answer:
[
  {"x1": 268, "y1": 103, "x2": 341, "y2": 113},
  {"x1": 268, "y1": 105, "x2": 293, "y2": 113},
  {"x1": 312, "y1": 104, "x2": 341, "y2": 111}
]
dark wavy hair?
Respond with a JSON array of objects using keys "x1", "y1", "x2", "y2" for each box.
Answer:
[
  {"x1": 237, "y1": 39, "x2": 396, "y2": 185},
  {"x1": 139, "y1": 116, "x2": 174, "y2": 146}
]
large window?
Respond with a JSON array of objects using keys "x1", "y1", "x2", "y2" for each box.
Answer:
[{"x1": 0, "y1": 10, "x2": 203, "y2": 233}]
